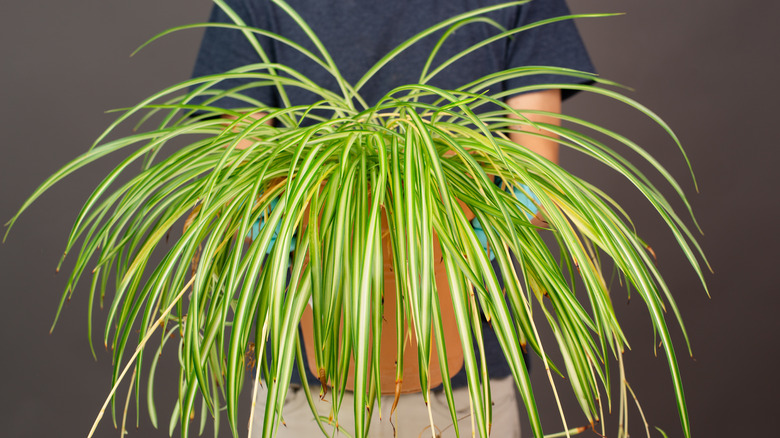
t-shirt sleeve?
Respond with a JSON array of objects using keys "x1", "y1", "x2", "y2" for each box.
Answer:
[
  {"x1": 504, "y1": 0, "x2": 596, "y2": 100},
  {"x1": 190, "y1": 0, "x2": 278, "y2": 110}
]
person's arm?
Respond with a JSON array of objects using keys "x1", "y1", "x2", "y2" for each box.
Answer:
[
  {"x1": 218, "y1": 111, "x2": 276, "y2": 244},
  {"x1": 221, "y1": 111, "x2": 272, "y2": 150},
  {"x1": 505, "y1": 88, "x2": 561, "y2": 163},
  {"x1": 505, "y1": 89, "x2": 562, "y2": 226}
]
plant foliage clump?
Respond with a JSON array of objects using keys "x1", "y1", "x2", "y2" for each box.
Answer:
[{"x1": 6, "y1": 1, "x2": 709, "y2": 437}]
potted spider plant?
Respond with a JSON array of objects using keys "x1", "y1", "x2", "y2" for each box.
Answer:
[{"x1": 5, "y1": 0, "x2": 709, "y2": 437}]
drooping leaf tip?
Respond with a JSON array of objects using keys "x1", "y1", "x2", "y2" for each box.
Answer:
[{"x1": 646, "y1": 245, "x2": 657, "y2": 261}]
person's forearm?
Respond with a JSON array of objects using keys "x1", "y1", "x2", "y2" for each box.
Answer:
[
  {"x1": 505, "y1": 88, "x2": 561, "y2": 164},
  {"x1": 221, "y1": 111, "x2": 271, "y2": 150},
  {"x1": 505, "y1": 89, "x2": 562, "y2": 226}
]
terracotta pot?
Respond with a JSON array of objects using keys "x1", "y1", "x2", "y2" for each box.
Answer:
[{"x1": 299, "y1": 203, "x2": 474, "y2": 395}]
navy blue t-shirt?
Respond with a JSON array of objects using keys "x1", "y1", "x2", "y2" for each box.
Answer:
[
  {"x1": 192, "y1": 0, "x2": 594, "y2": 387},
  {"x1": 192, "y1": 0, "x2": 594, "y2": 109}
]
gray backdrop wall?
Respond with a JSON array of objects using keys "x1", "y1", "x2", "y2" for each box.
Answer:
[{"x1": 1, "y1": 1, "x2": 777, "y2": 437}]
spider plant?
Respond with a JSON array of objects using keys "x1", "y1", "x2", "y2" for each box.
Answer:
[{"x1": 5, "y1": 1, "x2": 709, "y2": 437}]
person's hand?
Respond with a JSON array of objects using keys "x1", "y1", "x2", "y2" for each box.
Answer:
[
  {"x1": 245, "y1": 196, "x2": 297, "y2": 254},
  {"x1": 470, "y1": 182, "x2": 543, "y2": 260}
]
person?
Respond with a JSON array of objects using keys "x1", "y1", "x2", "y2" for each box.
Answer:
[{"x1": 191, "y1": 0, "x2": 594, "y2": 436}]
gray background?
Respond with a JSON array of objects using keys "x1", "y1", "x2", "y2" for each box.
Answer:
[{"x1": 1, "y1": 0, "x2": 777, "y2": 437}]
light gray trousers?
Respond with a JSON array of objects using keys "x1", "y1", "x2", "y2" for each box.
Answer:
[{"x1": 250, "y1": 375, "x2": 522, "y2": 437}]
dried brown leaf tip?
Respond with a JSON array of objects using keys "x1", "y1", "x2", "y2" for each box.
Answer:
[
  {"x1": 183, "y1": 203, "x2": 203, "y2": 233},
  {"x1": 319, "y1": 368, "x2": 329, "y2": 398},
  {"x1": 646, "y1": 245, "x2": 657, "y2": 261},
  {"x1": 390, "y1": 379, "x2": 403, "y2": 417},
  {"x1": 245, "y1": 343, "x2": 256, "y2": 370}
]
